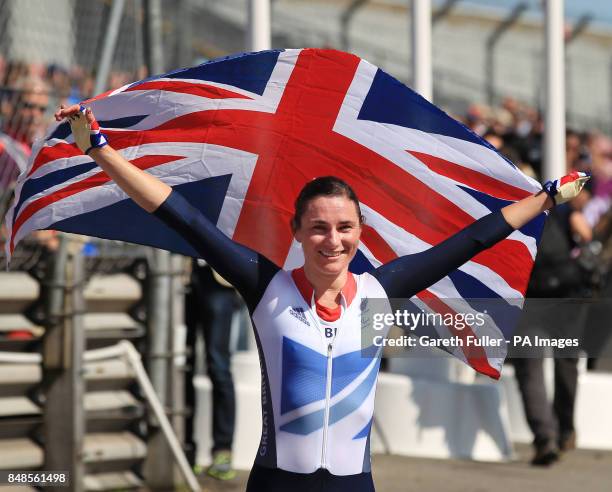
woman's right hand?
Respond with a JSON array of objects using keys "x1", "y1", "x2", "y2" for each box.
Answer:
[
  {"x1": 54, "y1": 104, "x2": 108, "y2": 155},
  {"x1": 54, "y1": 103, "x2": 82, "y2": 121}
]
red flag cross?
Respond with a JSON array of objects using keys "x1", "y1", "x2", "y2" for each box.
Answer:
[{"x1": 109, "y1": 50, "x2": 531, "y2": 285}]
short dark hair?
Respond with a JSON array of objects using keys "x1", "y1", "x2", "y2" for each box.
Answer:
[{"x1": 291, "y1": 176, "x2": 364, "y2": 231}]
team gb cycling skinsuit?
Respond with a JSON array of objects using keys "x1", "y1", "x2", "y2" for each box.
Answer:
[{"x1": 154, "y1": 190, "x2": 514, "y2": 492}]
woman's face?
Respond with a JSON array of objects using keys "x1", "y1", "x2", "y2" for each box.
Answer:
[{"x1": 293, "y1": 195, "x2": 362, "y2": 278}]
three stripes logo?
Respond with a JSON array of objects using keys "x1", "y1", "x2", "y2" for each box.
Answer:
[{"x1": 289, "y1": 306, "x2": 310, "y2": 326}]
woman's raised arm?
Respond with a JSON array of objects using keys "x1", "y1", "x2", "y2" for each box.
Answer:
[
  {"x1": 372, "y1": 172, "x2": 590, "y2": 299},
  {"x1": 56, "y1": 105, "x2": 279, "y2": 310},
  {"x1": 55, "y1": 105, "x2": 171, "y2": 212}
]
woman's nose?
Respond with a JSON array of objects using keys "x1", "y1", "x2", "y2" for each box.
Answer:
[{"x1": 325, "y1": 229, "x2": 341, "y2": 246}]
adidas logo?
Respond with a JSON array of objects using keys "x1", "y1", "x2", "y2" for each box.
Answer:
[{"x1": 289, "y1": 306, "x2": 310, "y2": 326}]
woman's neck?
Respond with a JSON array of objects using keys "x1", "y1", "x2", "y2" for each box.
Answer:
[{"x1": 303, "y1": 265, "x2": 347, "y2": 307}]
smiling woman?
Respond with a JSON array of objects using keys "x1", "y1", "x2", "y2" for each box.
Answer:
[
  {"x1": 292, "y1": 177, "x2": 363, "y2": 309},
  {"x1": 56, "y1": 104, "x2": 588, "y2": 492}
]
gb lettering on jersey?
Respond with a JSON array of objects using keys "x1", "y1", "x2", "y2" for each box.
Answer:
[
  {"x1": 309, "y1": 293, "x2": 345, "y2": 345},
  {"x1": 324, "y1": 326, "x2": 338, "y2": 338}
]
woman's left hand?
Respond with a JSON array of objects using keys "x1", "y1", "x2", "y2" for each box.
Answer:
[
  {"x1": 501, "y1": 171, "x2": 590, "y2": 229},
  {"x1": 543, "y1": 171, "x2": 590, "y2": 206}
]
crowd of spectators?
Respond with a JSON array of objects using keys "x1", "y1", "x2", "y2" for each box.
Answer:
[
  {"x1": 458, "y1": 98, "x2": 612, "y2": 287},
  {"x1": 0, "y1": 56, "x2": 141, "y2": 151},
  {"x1": 0, "y1": 59, "x2": 145, "y2": 267},
  {"x1": 0, "y1": 57, "x2": 142, "y2": 242}
]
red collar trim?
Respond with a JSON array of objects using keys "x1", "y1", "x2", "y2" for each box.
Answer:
[
  {"x1": 315, "y1": 303, "x2": 342, "y2": 322},
  {"x1": 290, "y1": 267, "x2": 357, "y2": 309}
]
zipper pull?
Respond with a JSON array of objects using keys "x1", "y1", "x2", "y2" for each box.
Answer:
[{"x1": 327, "y1": 343, "x2": 332, "y2": 356}]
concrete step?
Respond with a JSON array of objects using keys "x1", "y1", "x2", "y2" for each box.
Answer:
[
  {"x1": 0, "y1": 438, "x2": 43, "y2": 469},
  {"x1": 85, "y1": 359, "x2": 135, "y2": 382},
  {"x1": 83, "y1": 432, "x2": 147, "y2": 463},
  {"x1": 84, "y1": 471, "x2": 143, "y2": 491},
  {"x1": 0, "y1": 362, "x2": 40, "y2": 398},
  {"x1": 84, "y1": 274, "x2": 141, "y2": 312},
  {"x1": 0, "y1": 315, "x2": 42, "y2": 336},
  {"x1": 0, "y1": 273, "x2": 39, "y2": 314},
  {"x1": 0, "y1": 396, "x2": 40, "y2": 417},
  {"x1": 84, "y1": 313, "x2": 145, "y2": 341},
  {"x1": 84, "y1": 391, "x2": 140, "y2": 413}
]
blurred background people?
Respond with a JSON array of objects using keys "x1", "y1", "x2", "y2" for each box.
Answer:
[
  {"x1": 185, "y1": 260, "x2": 240, "y2": 481},
  {"x1": 1, "y1": 74, "x2": 50, "y2": 150},
  {"x1": 512, "y1": 201, "x2": 590, "y2": 465},
  {"x1": 1, "y1": 73, "x2": 49, "y2": 228}
]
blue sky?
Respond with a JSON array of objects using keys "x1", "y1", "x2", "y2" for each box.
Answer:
[{"x1": 437, "y1": 0, "x2": 612, "y2": 28}]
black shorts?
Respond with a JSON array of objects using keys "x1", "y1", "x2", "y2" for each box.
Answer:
[{"x1": 246, "y1": 464, "x2": 375, "y2": 492}]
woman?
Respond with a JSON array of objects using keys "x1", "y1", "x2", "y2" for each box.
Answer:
[{"x1": 56, "y1": 105, "x2": 588, "y2": 491}]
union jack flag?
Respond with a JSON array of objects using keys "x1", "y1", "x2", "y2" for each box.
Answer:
[{"x1": 5, "y1": 49, "x2": 544, "y2": 377}]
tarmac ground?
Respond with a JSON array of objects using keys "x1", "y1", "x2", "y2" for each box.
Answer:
[{"x1": 197, "y1": 444, "x2": 612, "y2": 492}]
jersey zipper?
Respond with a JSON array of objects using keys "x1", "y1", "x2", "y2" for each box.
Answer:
[{"x1": 321, "y1": 342, "x2": 333, "y2": 469}]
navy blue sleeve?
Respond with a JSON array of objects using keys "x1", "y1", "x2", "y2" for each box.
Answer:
[
  {"x1": 371, "y1": 210, "x2": 514, "y2": 298},
  {"x1": 153, "y1": 190, "x2": 280, "y2": 311}
]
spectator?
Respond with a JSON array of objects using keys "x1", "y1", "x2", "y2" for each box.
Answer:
[
  {"x1": 513, "y1": 198, "x2": 592, "y2": 466},
  {"x1": 185, "y1": 260, "x2": 240, "y2": 481},
  {"x1": 1, "y1": 75, "x2": 50, "y2": 222},
  {"x1": 2, "y1": 75, "x2": 50, "y2": 148}
]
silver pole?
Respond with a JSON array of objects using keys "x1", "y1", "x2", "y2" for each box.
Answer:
[
  {"x1": 149, "y1": 250, "x2": 171, "y2": 407},
  {"x1": 177, "y1": 0, "x2": 194, "y2": 67},
  {"x1": 170, "y1": 255, "x2": 187, "y2": 445},
  {"x1": 143, "y1": 1, "x2": 176, "y2": 488},
  {"x1": 247, "y1": 0, "x2": 271, "y2": 51},
  {"x1": 411, "y1": 0, "x2": 433, "y2": 101},
  {"x1": 93, "y1": 0, "x2": 127, "y2": 95},
  {"x1": 144, "y1": 0, "x2": 165, "y2": 75},
  {"x1": 143, "y1": 0, "x2": 168, "y2": 407},
  {"x1": 43, "y1": 236, "x2": 86, "y2": 492},
  {"x1": 544, "y1": 0, "x2": 566, "y2": 181}
]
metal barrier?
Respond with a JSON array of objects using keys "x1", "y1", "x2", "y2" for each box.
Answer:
[
  {"x1": 0, "y1": 232, "x2": 191, "y2": 491},
  {"x1": 0, "y1": 341, "x2": 199, "y2": 492}
]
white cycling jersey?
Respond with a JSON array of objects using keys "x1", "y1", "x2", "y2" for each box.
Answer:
[{"x1": 253, "y1": 268, "x2": 387, "y2": 475}]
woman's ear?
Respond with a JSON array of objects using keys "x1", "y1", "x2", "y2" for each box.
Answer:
[
  {"x1": 293, "y1": 227, "x2": 303, "y2": 243},
  {"x1": 291, "y1": 217, "x2": 302, "y2": 242}
]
